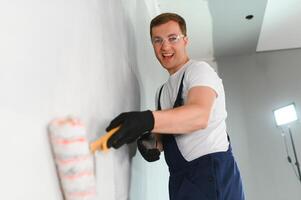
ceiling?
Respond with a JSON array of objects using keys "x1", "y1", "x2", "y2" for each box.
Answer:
[{"x1": 156, "y1": 0, "x2": 301, "y2": 60}]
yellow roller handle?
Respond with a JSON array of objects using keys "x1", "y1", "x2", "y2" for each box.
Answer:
[{"x1": 90, "y1": 126, "x2": 120, "y2": 153}]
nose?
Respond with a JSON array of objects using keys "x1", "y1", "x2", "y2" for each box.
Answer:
[{"x1": 161, "y1": 39, "x2": 171, "y2": 50}]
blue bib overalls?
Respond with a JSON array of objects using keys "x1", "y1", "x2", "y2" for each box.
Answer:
[{"x1": 157, "y1": 73, "x2": 245, "y2": 200}]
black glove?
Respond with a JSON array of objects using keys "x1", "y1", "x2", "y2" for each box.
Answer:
[
  {"x1": 106, "y1": 110, "x2": 154, "y2": 149},
  {"x1": 137, "y1": 132, "x2": 161, "y2": 162}
]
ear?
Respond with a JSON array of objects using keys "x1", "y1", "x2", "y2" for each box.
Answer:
[{"x1": 183, "y1": 36, "x2": 189, "y2": 46}]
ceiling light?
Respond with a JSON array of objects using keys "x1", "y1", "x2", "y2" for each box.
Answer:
[{"x1": 245, "y1": 15, "x2": 254, "y2": 20}]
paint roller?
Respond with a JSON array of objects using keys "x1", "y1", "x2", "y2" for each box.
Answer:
[{"x1": 48, "y1": 117, "x2": 119, "y2": 200}]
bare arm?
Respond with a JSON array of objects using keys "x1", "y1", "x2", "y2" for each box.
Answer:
[{"x1": 152, "y1": 86, "x2": 217, "y2": 134}]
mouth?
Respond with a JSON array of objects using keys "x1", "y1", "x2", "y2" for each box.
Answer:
[{"x1": 161, "y1": 53, "x2": 174, "y2": 60}]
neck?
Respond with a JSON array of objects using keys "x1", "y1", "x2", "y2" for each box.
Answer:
[{"x1": 168, "y1": 57, "x2": 190, "y2": 75}]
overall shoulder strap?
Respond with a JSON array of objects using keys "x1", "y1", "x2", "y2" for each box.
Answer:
[
  {"x1": 157, "y1": 85, "x2": 164, "y2": 110},
  {"x1": 173, "y1": 72, "x2": 185, "y2": 108}
]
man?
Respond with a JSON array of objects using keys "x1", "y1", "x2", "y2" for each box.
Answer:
[{"x1": 106, "y1": 13, "x2": 245, "y2": 200}]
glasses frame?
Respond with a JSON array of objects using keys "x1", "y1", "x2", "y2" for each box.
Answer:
[{"x1": 151, "y1": 34, "x2": 185, "y2": 46}]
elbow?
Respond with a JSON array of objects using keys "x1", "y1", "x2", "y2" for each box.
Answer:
[
  {"x1": 201, "y1": 120, "x2": 209, "y2": 129},
  {"x1": 193, "y1": 108, "x2": 210, "y2": 131},
  {"x1": 194, "y1": 118, "x2": 209, "y2": 131},
  {"x1": 198, "y1": 120, "x2": 209, "y2": 130}
]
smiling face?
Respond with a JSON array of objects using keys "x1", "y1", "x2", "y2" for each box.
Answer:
[{"x1": 151, "y1": 20, "x2": 189, "y2": 75}]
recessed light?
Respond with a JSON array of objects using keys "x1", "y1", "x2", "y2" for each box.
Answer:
[{"x1": 245, "y1": 15, "x2": 254, "y2": 20}]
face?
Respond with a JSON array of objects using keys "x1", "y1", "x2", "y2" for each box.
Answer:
[{"x1": 151, "y1": 20, "x2": 189, "y2": 75}]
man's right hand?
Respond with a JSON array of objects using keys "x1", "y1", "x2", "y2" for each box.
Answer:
[{"x1": 106, "y1": 110, "x2": 154, "y2": 149}]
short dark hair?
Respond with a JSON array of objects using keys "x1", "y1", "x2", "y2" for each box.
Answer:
[{"x1": 150, "y1": 13, "x2": 187, "y2": 37}]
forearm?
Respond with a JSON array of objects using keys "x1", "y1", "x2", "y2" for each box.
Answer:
[{"x1": 152, "y1": 104, "x2": 209, "y2": 134}]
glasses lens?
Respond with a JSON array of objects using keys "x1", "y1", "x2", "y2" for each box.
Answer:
[
  {"x1": 168, "y1": 35, "x2": 179, "y2": 44},
  {"x1": 152, "y1": 38, "x2": 163, "y2": 45}
]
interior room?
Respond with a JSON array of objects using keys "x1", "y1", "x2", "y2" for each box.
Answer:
[{"x1": 1, "y1": 0, "x2": 300, "y2": 199}]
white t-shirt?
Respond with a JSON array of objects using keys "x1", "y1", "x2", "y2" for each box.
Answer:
[{"x1": 156, "y1": 60, "x2": 229, "y2": 161}]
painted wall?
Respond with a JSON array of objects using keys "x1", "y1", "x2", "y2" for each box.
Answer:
[
  {"x1": 0, "y1": 0, "x2": 141, "y2": 199},
  {"x1": 218, "y1": 49, "x2": 301, "y2": 200}
]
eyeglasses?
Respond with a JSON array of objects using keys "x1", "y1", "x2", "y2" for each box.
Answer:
[{"x1": 151, "y1": 34, "x2": 185, "y2": 46}]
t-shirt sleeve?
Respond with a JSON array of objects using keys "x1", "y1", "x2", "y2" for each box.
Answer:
[{"x1": 184, "y1": 61, "x2": 221, "y2": 96}]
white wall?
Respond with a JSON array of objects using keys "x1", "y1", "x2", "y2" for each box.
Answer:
[
  {"x1": 218, "y1": 49, "x2": 301, "y2": 200},
  {"x1": 0, "y1": 1, "x2": 141, "y2": 199}
]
